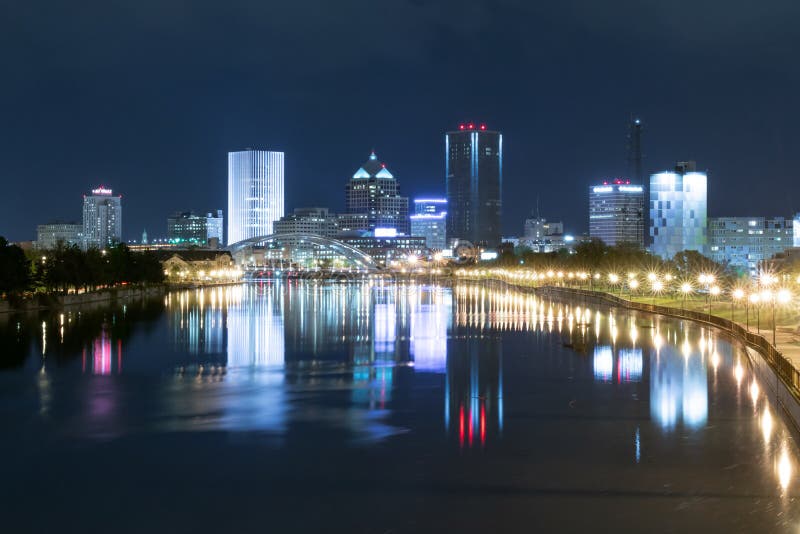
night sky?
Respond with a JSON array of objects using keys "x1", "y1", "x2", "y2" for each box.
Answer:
[{"x1": 2, "y1": 0, "x2": 799, "y2": 242}]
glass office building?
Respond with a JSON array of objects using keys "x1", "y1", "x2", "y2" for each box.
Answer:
[
  {"x1": 227, "y1": 149, "x2": 284, "y2": 245},
  {"x1": 649, "y1": 162, "x2": 707, "y2": 259},
  {"x1": 36, "y1": 222, "x2": 83, "y2": 250},
  {"x1": 588, "y1": 179, "x2": 644, "y2": 247},
  {"x1": 167, "y1": 210, "x2": 224, "y2": 246},
  {"x1": 446, "y1": 123, "x2": 502, "y2": 247},
  {"x1": 410, "y1": 198, "x2": 447, "y2": 250}
]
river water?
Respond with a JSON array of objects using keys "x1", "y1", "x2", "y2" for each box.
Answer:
[{"x1": 0, "y1": 281, "x2": 798, "y2": 532}]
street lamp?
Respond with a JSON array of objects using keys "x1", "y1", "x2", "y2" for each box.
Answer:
[
  {"x1": 749, "y1": 292, "x2": 761, "y2": 334},
  {"x1": 732, "y1": 288, "x2": 745, "y2": 328},
  {"x1": 609, "y1": 273, "x2": 620, "y2": 295},
  {"x1": 680, "y1": 282, "x2": 693, "y2": 310},
  {"x1": 629, "y1": 278, "x2": 639, "y2": 299},
  {"x1": 651, "y1": 280, "x2": 664, "y2": 306}
]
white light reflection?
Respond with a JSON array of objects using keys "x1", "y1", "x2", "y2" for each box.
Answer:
[{"x1": 593, "y1": 346, "x2": 613, "y2": 382}]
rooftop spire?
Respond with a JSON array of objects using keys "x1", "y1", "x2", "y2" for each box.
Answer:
[{"x1": 369, "y1": 150, "x2": 377, "y2": 160}]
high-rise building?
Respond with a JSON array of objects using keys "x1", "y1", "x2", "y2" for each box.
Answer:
[
  {"x1": 35, "y1": 222, "x2": 83, "y2": 250},
  {"x1": 410, "y1": 198, "x2": 447, "y2": 250},
  {"x1": 227, "y1": 149, "x2": 284, "y2": 245},
  {"x1": 345, "y1": 151, "x2": 409, "y2": 234},
  {"x1": 274, "y1": 207, "x2": 340, "y2": 238},
  {"x1": 708, "y1": 217, "x2": 795, "y2": 275},
  {"x1": 82, "y1": 186, "x2": 122, "y2": 249},
  {"x1": 627, "y1": 117, "x2": 646, "y2": 245},
  {"x1": 167, "y1": 210, "x2": 224, "y2": 246},
  {"x1": 446, "y1": 123, "x2": 502, "y2": 247},
  {"x1": 588, "y1": 179, "x2": 644, "y2": 247},
  {"x1": 649, "y1": 161, "x2": 707, "y2": 259}
]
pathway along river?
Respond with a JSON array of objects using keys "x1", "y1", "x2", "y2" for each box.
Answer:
[{"x1": 0, "y1": 281, "x2": 798, "y2": 532}]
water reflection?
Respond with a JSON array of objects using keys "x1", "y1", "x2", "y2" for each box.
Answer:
[{"x1": 3, "y1": 280, "x2": 799, "y2": 496}]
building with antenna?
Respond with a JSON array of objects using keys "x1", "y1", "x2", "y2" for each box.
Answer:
[{"x1": 627, "y1": 116, "x2": 645, "y2": 245}]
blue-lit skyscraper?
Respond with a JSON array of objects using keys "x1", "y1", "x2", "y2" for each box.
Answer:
[
  {"x1": 446, "y1": 123, "x2": 502, "y2": 247},
  {"x1": 227, "y1": 149, "x2": 284, "y2": 245},
  {"x1": 649, "y1": 161, "x2": 707, "y2": 259},
  {"x1": 410, "y1": 198, "x2": 447, "y2": 250}
]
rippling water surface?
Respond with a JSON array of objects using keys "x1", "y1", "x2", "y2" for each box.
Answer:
[{"x1": 0, "y1": 281, "x2": 798, "y2": 532}]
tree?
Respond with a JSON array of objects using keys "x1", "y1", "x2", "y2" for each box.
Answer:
[{"x1": 0, "y1": 237, "x2": 31, "y2": 294}]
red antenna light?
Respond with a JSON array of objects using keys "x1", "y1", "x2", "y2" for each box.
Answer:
[
  {"x1": 459, "y1": 124, "x2": 465, "y2": 130},
  {"x1": 479, "y1": 124, "x2": 486, "y2": 130},
  {"x1": 467, "y1": 123, "x2": 474, "y2": 129}
]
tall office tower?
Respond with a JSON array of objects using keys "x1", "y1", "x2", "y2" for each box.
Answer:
[
  {"x1": 410, "y1": 198, "x2": 447, "y2": 250},
  {"x1": 446, "y1": 123, "x2": 502, "y2": 247},
  {"x1": 82, "y1": 186, "x2": 122, "y2": 249},
  {"x1": 227, "y1": 149, "x2": 284, "y2": 245},
  {"x1": 167, "y1": 210, "x2": 224, "y2": 246},
  {"x1": 708, "y1": 216, "x2": 795, "y2": 276},
  {"x1": 649, "y1": 161, "x2": 707, "y2": 259},
  {"x1": 627, "y1": 117, "x2": 645, "y2": 245},
  {"x1": 345, "y1": 151, "x2": 409, "y2": 234},
  {"x1": 588, "y1": 178, "x2": 644, "y2": 247}
]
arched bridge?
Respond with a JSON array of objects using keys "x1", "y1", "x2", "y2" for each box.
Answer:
[{"x1": 227, "y1": 233, "x2": 380, "y2": 271}]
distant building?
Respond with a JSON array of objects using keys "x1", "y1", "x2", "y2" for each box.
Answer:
[
  {"x1": 228, "y1": 149, "x2": 284, "y2": 245},
  {"x1": 340, "y1": 231, "x2": 427, "y2": 266},
  {"x1": 446, "y1": 123, "x2": 502, "y2": 246},
  {"x1": 649, "y1": 161, "x2": 707, "y2": 259},
  {"x1": 520, "y1": 216, "x2": 569, "y2": 253},
  {"x1": 83, "y1": 186, "x2": 122, "y2": 249},
  {"x1": 588, "y1": 179, "x2": 644, "y2": 247},
  {"x1": 410, "y1": 198, "x2": 447, "y2": 250},
  {"x1": 167, "y1": 210, "x2": 224, "y2": 247},
  {"x1": 345, "y1": 151, "x2": 409, "y2": 234},
  {"x1": 708, "y1": 216, "x2": 795, "y2": 275},
  {"x1": 36, "y1": 222, "x2": 83, "y2": 250},
  {"x1": 274, "y1": 207, "x2": 339, "y2": 238}
]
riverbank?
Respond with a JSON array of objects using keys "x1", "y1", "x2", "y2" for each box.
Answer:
[
  {"x1": 468, "y1": 276, "x2": 800, "y2": 433},
  {"x1": 0, "y1": 285, "x2": 167, "y2": 314}
]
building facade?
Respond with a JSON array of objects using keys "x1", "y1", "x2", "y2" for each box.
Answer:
[
  {"x1": 588, "y1": 179, "x2": 644, "y2": 247},
  {"x1": 649, "y1": 162, "x2": 707, "y2": 259},
  {"x1": 36, "y1": 222, "x2": 83, "y2": 250},
  {"x1": 167, "y1": 210, "x2": 224, "y2": 247},
  {"x1": 83, "y1": 186, "x2": 122, "y2": 249},
  {"x1": 446, "y1": 123, "x2": 502, "y2": 247},
  {"x1": 344, "y1": 151, "x2": 409, "y2": 234},
  {"x1": 274, "y1": 207, "x2": 340, "y2": 238},
  {"x1": 227, "y1": 149, "x2": 284, "y2": 245},
  {"x1": 340, "y1": 233, "x2": 427, "y2": 266},
  {"x1": 410, "y1": 198, "x2": 447, "y2": 250},
  {"x1": 708, "y1": 217, "x2": 795, "y2": 275},
  {"x1": 519, "y1": 216, "x2": 568, "y2": 253}
]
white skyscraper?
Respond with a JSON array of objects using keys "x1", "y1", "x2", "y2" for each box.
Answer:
[
  {"x1": 227, "y1": 149, "x2": 284, "y2": 245},
  {"x1": 82, "y1": 186, "x2": 122, "y2": 249},
  {"x1": 649, "y1": 161, "x2": 707, "y2": 259}
]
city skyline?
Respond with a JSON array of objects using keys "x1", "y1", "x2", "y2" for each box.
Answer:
[{"x1": 2, "y1": 1, "x2": 799, "y2": 242}]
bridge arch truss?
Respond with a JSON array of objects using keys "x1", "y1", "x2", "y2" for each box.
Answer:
[{"x1": 227, "y1": 233, "x2": 380, "y2": 271}]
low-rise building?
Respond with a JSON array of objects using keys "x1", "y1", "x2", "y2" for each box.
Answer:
[
  {"x1": 36, "y1": 222, "x2": 83, "y2": 250},
  {"x1": 167, "y1": 210, "x2": 224, "y2": 247}
]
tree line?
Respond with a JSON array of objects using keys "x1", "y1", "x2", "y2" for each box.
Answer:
[
  {"x1": 0, "y1": 237, "x2": 164, "y2": 296},
  {"x1": 493, "y1": 240, "x2": 731, "y2": 280}
]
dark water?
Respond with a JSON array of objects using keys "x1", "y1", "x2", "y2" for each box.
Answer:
[{"x1": 0, "y1": 281, "x2": 798, "y2": 533}]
